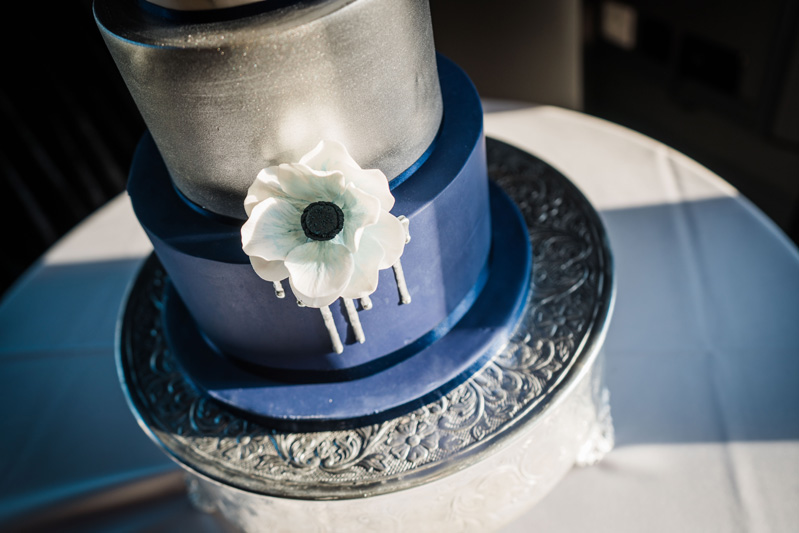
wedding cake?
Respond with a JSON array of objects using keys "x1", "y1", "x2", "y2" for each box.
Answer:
[
  {"x1": 95, "y1": 0, "x2": 531, "y2": 424},
  {"x1": 98, "y1": 2, "x2": 614, "y2": 529}
]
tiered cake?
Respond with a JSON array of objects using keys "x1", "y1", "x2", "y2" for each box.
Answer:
[
  {"x1": 98, "y1": 0, "x2": 614, "y2": 530},
  {"x1": 96, "y1": 0, "x2": 531, "y2": 424}
]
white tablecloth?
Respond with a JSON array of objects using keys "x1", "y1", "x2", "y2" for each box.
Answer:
[{"x1": 2, "y1": 104, "x2": 798, "y2": 532}]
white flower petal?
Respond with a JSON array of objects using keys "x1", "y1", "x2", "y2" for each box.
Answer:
[
  {"x1": 284, "y1": 241, "x2": 354, "y2": 303},
  {"x1": 241, "y1": 197, "x2": 305, "y2": 261},
  {"x1": 299, "y1": 140, "x2": 360, "y2": 172},
  {"x1": 363, "y1": 210, "x2": 407, "y2": 269},
  {"x1": 300, "y1": 140, "x2": 394, "y2": 211},
  {"x1": 336, "y1": 184, "x2": 381, "y2": 253},
  {"x1": 244, "y1": 167, "x2": 284, "y2": 216},
  {"x1": 249, "y1": 256, "x2": 289, "y2": 282},
  {"x1": 345, "y1": 168, "x2": 395, "y2": 211},
  {"x1": 288, "y1": 283, "x2": 341, "y2": 309},
  {"x1": 277, "y1": 163, "x2": 345, "y2": 203},
  {"x1": 341, "y1": 234, "x2": 384, "y2": 299}
]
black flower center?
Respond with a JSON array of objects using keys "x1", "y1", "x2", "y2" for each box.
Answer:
[{"x1": 301, "y1": 201, "x2": 345, "y2": 241}]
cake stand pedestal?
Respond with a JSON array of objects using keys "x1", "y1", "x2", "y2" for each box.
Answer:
[{"x1": 117, "y1": 139, "x2": 615, "y2": 532}]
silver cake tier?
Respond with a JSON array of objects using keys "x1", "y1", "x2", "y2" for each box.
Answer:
[
  {"x1": 117, "y1": 140, "x2": 615, "y2": 532},
  {"x1": 95, "y1": 0, "x2": 442, "y2": 219}
]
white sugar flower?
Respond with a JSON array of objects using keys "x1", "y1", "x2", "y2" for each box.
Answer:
[{"x1": 241, "y1": 140, "x2": 407, "y2": 308}]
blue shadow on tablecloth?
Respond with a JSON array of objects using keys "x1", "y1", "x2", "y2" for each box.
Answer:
[{"x1": 598, "y1": 196, "x2": 799, "y2": 447}]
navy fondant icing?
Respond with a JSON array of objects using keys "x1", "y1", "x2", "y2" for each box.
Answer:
[
  {"x1": 165, "y1": 182, "x2": 531, "y2": 427},
  {"x1": 128, "y1": 56, "x2": 491, "y2": 373}
]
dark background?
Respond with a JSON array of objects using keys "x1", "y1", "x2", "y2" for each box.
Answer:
[{"x1": 2, "y1": 0, "x2": 798, "y2": 296}]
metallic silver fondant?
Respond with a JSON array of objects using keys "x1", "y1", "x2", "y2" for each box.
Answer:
[{"x1": 95, "y1": 0, "x2": 443, "y2": 218}]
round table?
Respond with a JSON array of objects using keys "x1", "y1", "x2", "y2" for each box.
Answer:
[{"x1": 2, "y1": 103, "x2": 798, "y2": 532}]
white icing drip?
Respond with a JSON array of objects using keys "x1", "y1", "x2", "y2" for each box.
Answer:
[
  {"x1": 319, "y1": 305, "x2": 343, "y2": 354},
  {"x1": 393, "y1": 260, "x2": 411, "y2": 305},
  {"x1": 273, "y1": 281, "x2": 285, "y2": 299},
  {"x1": 360, "y1": 295, "x2": 373, "y2": 310},
  {"x1": 343, "y1": 299, "x2": 365, "y2": 344},
  {"x1": 398, "y1": 215, "x2": 411, "y2": 244}
]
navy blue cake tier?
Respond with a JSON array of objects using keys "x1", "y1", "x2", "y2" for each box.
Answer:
[
  {"x1": 128, "y1": 56, "x2": 495, "y2": 376},
  {"x1": 166, "y1": 180, "x2": 529, "y2": 425}
]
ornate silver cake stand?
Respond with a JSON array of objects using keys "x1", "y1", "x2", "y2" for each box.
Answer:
[{"x1": 117, "y1": 139, "x2": 615, "y2": 532}]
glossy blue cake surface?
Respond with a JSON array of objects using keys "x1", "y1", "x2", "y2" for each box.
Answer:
[
  {"x1": 128, "y1": 56, "x2": 494, "y2": 374},
  {"x1": 165, "y1": 182, "x2": 531, "y2": 426}
]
